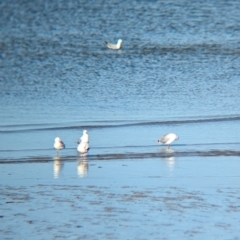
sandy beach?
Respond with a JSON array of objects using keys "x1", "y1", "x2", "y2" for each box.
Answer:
[{"x1": 1, "y1": 155, "x2": 240, "y2": 240}]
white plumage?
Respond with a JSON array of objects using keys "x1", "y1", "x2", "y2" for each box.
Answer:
[
  {"x1": 105, "y1": 39, "x2": 123, "y2": 50},
  {"x1": 77, "y1": 130, "x2": 90, "y2": 154},
  {"x1": 54, "y1": 137, "x2": 65, "y2": 154},
  {"x1": 157, "y1": 133, "x2": 179, "y2": 149}
]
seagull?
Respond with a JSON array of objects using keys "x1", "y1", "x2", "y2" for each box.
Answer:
[
  {"x1": 54, "y1": 137, "x2": 65, "y2": 155},
  {"x1": 105, "y1": 39, "x2": 123, "y2": 50},
  {"x1": 157, "y1": 133, "x2": 179, "y2": 149},
  {"x1": 77, "y1": 130, "x2": 90, "y2": 154}
]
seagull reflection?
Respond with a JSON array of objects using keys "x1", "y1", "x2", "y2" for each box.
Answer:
[
  {"x1": 54, "y1": 156, "x2": 64, "y2": 178},
  {"x1": 77, "y1": 156, "x2": 88, "y2": 178},
  {"x1": 159, "y1": 148, "x2": 176, "y2": 170},
  {"x1": 164, "y1": 156, "x2": 176, "y2": 170},
  {"x1": 160, "y1": 148, "x2": 175, "y2": 154}
]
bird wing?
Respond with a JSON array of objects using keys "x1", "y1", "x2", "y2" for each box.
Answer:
[
  {"x1": 60, "y1": 141, "x2": 65, "y2": 148},
  {"x1": 105, "y1": 42, "x2": 118, "y2": 49},
  {"x1": 160, "y1": 135, "x2": 170, "y2": 144}
]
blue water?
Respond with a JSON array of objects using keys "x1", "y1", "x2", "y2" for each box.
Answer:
[
  {"x1": 1, "y1": 1, "x2": 240, "y2": 239},
  {"x1": 1, "y1": 0, "x2": 240, "y2": 160}
]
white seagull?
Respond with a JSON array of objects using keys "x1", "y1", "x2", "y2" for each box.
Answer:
[
  {"x1": 105, "y1": 39, "x2": 123, "y2": 50},
  {"x1": 77, "y1": 130, "x2": 90, "y2": 154},
  {"x1": 157, "y1": 133, "x2": 179, "y2": 149},
  {"x1": 54, "y1": 137, "x2": 65, "y2": 155}
]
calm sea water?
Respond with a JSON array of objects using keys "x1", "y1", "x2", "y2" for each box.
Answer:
[
  {"x1": 1, "y1": 0, "x2": 240, "y2": 160},
  {"x1": 1, "y1": 1, "x2": 240, "y2": 239}
]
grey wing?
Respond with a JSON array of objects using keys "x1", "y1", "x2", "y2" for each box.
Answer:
[
  {"x1": 160, "y1": 134, "x2": 170, "y2": 143},
  {"x1": 106, "y1": 42, "x2": 117, "y2": 49},
  {"x1": 61, "y1": 141, "x2": 65, "y2": 148}
]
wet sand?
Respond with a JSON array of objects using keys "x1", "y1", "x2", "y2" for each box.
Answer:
[{"x1": 0, "y1": 156, "x2": 240, "y2": 239}]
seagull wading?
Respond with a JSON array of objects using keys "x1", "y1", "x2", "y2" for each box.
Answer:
[
  {"x1": 77, "y1": 130, "x2": 90, "y2": 154},
  {"x1": 157, "y1": 133, "x2": 179, "y2": 149},
  {"x1": 54, "y1": 137, "x2": 65, "y2": 155}
]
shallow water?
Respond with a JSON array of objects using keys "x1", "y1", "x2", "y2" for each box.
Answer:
[
  {"x1": 1, "y1": 157, "x2": 240, "y2": 239},
  {"x1": 1, "y1": 116, "x2": 240, "y2": 161},
  {"x1": 1, "y1": 0, "x2": 240, "y2": 239}
]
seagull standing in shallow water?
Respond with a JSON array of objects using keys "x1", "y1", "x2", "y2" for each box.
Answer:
[
  {"x1": 157, "y1": 133, "x2": 179, "y2": 149},
  {"x1": 105, "y1": 39, "x2": 123, "y2": 50},
  {"x1": 54, "y1": 137, "x2": 65, "y2": 155},
  {"x1": 77, "y1": 130, "x2": 90, "y2": 155}
]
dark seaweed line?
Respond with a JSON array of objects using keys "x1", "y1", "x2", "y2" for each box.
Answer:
[
  {"x1": 0, "y1": 150, "x2": 240, "y2": 164},
  {"x1": 1, "y1": 116, "x2": 240, "y2": 133}
]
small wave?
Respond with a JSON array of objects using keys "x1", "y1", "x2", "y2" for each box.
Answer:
[
  {"x1": 0, "y1": 116, "x2": 240, "y2": 133},
  {"x1": 0, "y1": 115, "x2": 240, "y2": 133},
  {"x1": 137, "y1": 43, "x2": 240, "y2": 56}
]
